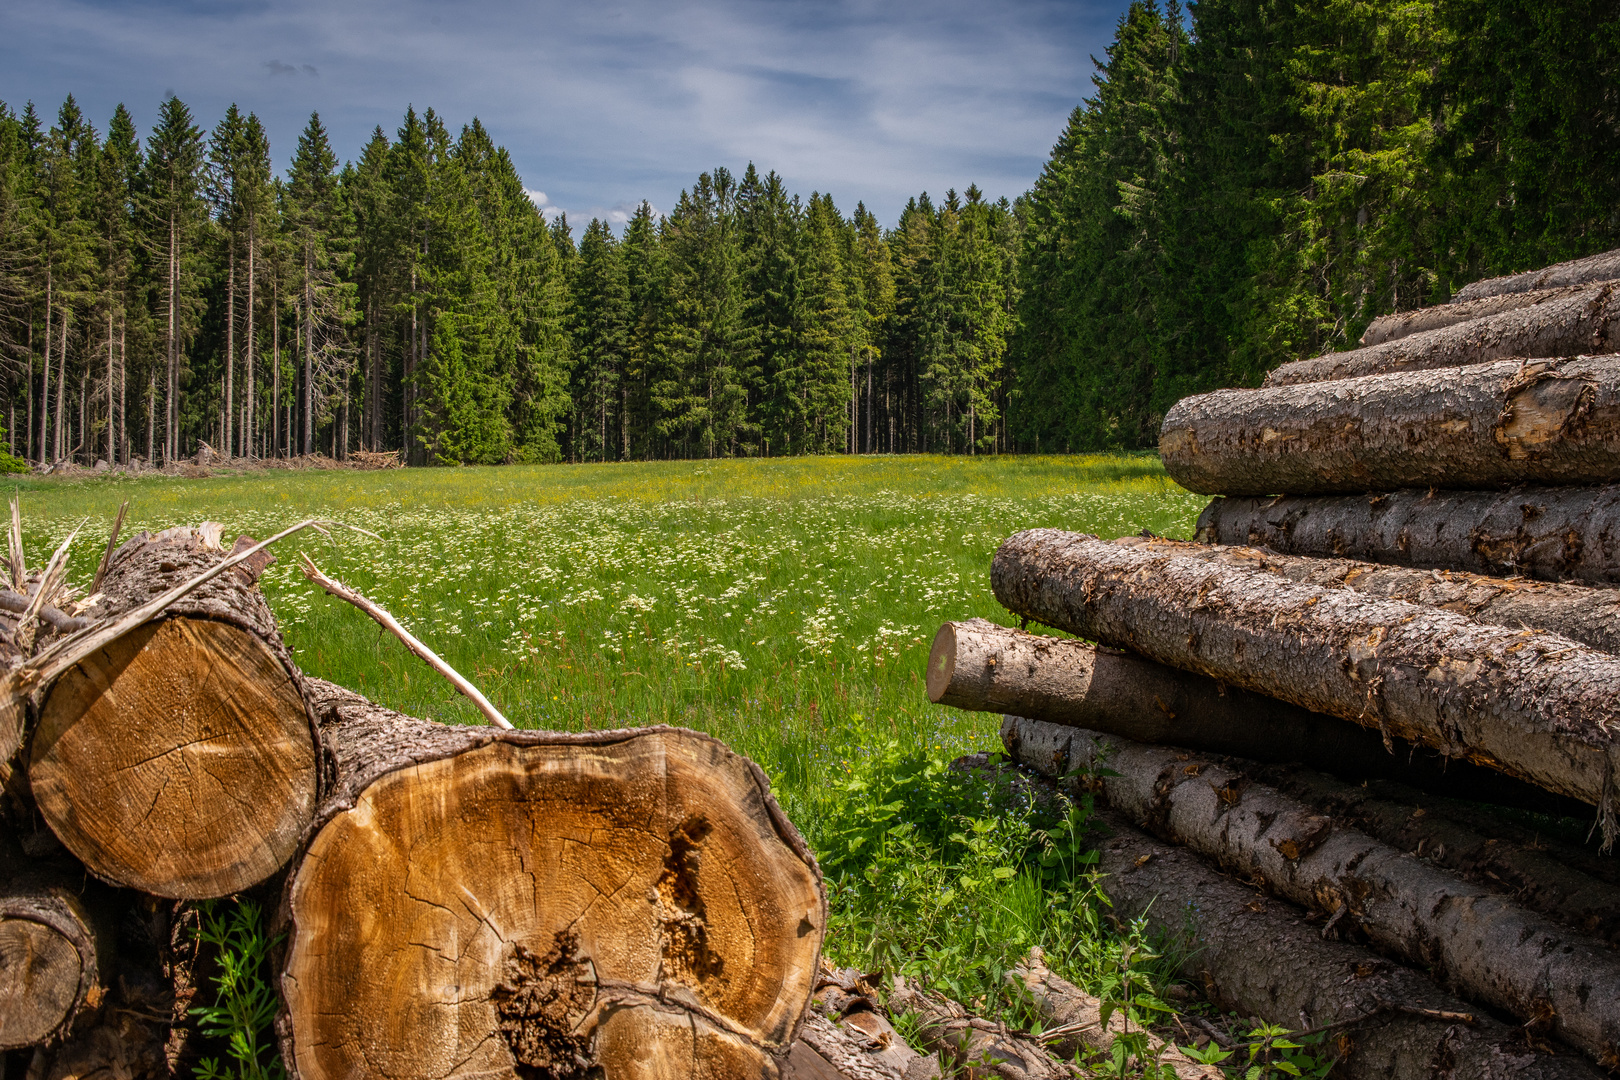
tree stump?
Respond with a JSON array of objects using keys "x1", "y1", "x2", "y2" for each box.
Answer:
[
  {"x1": 278, "y1": 680, "x2": 824, "y2": 1080},
  {"x1": 28, "y1": 527, "x2": 316, "y2": 898}
]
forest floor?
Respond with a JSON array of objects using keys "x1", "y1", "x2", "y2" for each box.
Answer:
[{"x1": 18, "y1": 455, "x2": 1276, "y2": 1075}]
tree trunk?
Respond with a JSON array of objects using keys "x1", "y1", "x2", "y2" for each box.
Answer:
[
  {"x1": 1115, "y1": 536, "x2": 1620, "y2": 655},
  {"x1": 1002, "y1": 717, "x2": 1620, "y2": 1064},
  {"x1": 1009, "y1": 950, "x2": 1220, "y2": 1079},
  {"x1": 1361, "y1": 282, "x2": 1605, "y2": 348},
  {"x1": 1162, "y1": 355, "x2": 1620, "y2": 496},
  {"x1": 1243, "y1": 762, "x2": 1620, "y2": 947},
  {"x1": 1454, "y1": 247, "x2": 1620, "y2": 304},
  {"x1": 1194, "y1": 484, "x2": 1620, "y2": 585},
  {"x1": 276, "y1": 678, "x2": 824, "y2": 1080},
  {"x1": 27, "y1": 527, "x2": 316, "y2": 899},
  {"x1": 1088, "y1": 813, "x2": 1605, "y2": 1080},
  {"x1": 225, "y1": 248, "x2": 234, "y2": 458},
  {"x1": 0, "y1": 836, "x2": 105, "y2": 1050},
  {"x1": 1267, "y1": 283, "x2": 1620, "y2": 386},
  {"x1": 927, "y1": 620, "x2": 1585, "y2": 815},
  {"x1": 990, "y1": 530, "x2": 1620, "y2": 832}
]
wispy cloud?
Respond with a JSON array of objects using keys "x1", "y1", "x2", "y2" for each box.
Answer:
[{"x1": 1, "y1": 0, "x2": 1121, "y2": 228}]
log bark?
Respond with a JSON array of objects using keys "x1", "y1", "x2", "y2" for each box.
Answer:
[
  {"x1": 789, "y1": 969, "x2": 940, "y2": 1080},
  {"x1": 1241, "y1": 762, "x2": 1620, "y2": 947},
  {"x1": 277, "y1": 679, "x2": 824, "y2": 1080},
  {"x1": 1114, "y1": 536, "x2": 1620, "y2": 655},
  {"x1": 884, "y1": 977, "x2": 1067, "y2": 1080},
  {"x1": 1001, "y1": 716, "x2": 1620, "y2": 1063},
  {"x1": 0, "y1": 835, "x2": 104, "y2": 1050},
  {"x1": 27, "y1": 526, "x2": 316, "y2": 899},
  {"x1": 1453, "y1": 248, "x2": 1620, "y2": 304},
  {"x1": 1088, "y1": 812, "x2": 1605, "y2": 1080},
  {"x1": 1009, "y1": 949, "x2": 1220, "y2": 1078},
  {"x1": 1266, "y1": 282, "x2": 1620, "y2": 386},
  {"x1": 927, "y1": 619, "x2": 1586, "y2": 815},
  {"x1": 1161, "y1": 355, "x2": 1620, "y2": 496},
  {"x1": 1195, "y1": 485, "x2": 1620, "y2": 585},
  {"x1": 990, "y1": 530, "x2": 1620, "y2": 831},
  {"x1": 1361, "y1": 283, "x2": 1613, "y2": 347}
]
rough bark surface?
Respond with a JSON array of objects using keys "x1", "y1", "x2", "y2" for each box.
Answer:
[
  {"x1": 1009, "y1": 949, "x2": 1220, "y2": 1078},
  {"x1": 0, "y1": 835, "x2": 103, "y2": 1050},
  {"x1": 1266, "y1": 283, "x2": 1620, "y2": 385},
  {"x1": 1361, "y1": 283, "x2": 1614, "y2": 347},
  {"x1": 927, "y1": 619, "x2": 1585, "y2": 814},
  {"x1": 1001, "y1": 717, "x2": 1620, "y2": 1064},
  {"x1": 1244, "y1": 763, "x2": 1620, "y2": 947},
  {"x1": 1195, "y1": 485, "x2": 1620, "y2": 585},
  {"x1": 1089, "y1": 814, "x2": 1604, "y2": 1080},
  {"x1": 885, "y1": 977, "x2": 1067, "y2": 1080},
  {"x1": 1454, "y1": 248, "x2": 1620, "y2": 303},
  {"x1": 990, "y1": 530, "x2": 1620, "y2": 823},
  {"x1": 278, "y1": 679, "x2": 824, "y2": 1080},
  {"x1": 1162, "y1": 355, "x2": 1620, "y2": 496},
  {"x1": 1115, "y1": 537, "x2": 1620, "y2": 654},
  {"x1": 28, "y1": 527, "x2": 316, "y2": 898},
  {"x1": 793, "y1": 969, "x2": 940, "y2": 1080}
]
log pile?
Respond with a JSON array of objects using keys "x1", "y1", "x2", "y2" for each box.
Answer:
[
  {"x1": 930, "y1": 249, "x2": 1620, "y2": 1076},
  {"x1": 1, "y1": 510, "x2": 833, "y2": 1079}
]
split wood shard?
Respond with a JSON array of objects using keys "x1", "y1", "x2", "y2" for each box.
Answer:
[
  {"x1": 990, "y1": 530, "x2": 1620, "y2": 836},
  {"x1": 1162, "y1": 355, "x2": 1620, "y2": 496},
  {"x1": 278, "y1": 679, "x2": 824, "y2": 1080}
]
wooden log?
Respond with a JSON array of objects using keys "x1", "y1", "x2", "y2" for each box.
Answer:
[
  {"x1": 1114, "y1": 536, "x2": 1620, "y2": 655},
  {"x1": 277, "y1": 679, "x2": 824, "y2": 1080},
  {"x1": 1162, "y1": 355, "x2": 1620, "y2": 496},
  {"x1": 0, "y1": 836, "x2": 104, "y2": 1051},
  {"x1": 1087, "y1": 813, "x2": 1605, "y2": 1080},
  {"x1": 1002, "y1": 716, "x2": 1620, "y2": 1063},
  {"x1": 1453, "y1": 247, "x2": 1620, "y2": 303},
  {"x1": 1266, "y1": 282, "x2": 1620, "y2": 386},
  {"x1": 927, "y1": 619, "x2": 1587, "y2": 815},
  {"x1": 1009, "y1": 949, "x2": 1220, "y2": 1078},
  {"x1": 26, "y1": 526, "x2": 316, "y2": 899},
  {"x1": 990, "y1": 530, "x2": 1620, "y2": 831},
  {"x1": 1194, "y1": 485, "x2": 1620, "y2": 585},
  {"x1": 1361, "y1": 283, "x2": 1612, "y2": 347},
  {"x1": 884, "y1": 976, "x2": 1067, "y2": 1080},
  {"x1": 1242, "y1": 762, "x2": 1620, "y2": 947}
]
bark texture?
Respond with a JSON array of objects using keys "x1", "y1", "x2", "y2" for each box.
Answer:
[
  {"x1": 1244, "y1": 763, "x2": 1620, "y2": 947},
  {"x1": 1454, "y1": 248, "x2": 1620, "y2": 303},
  {"x1": 928, "y1": 619, "x2": 1585, "y2": 814},
  {"x1": 1115, "y1": 537, "x2": 1620, "y2": 655},
  {"x1": 885, "y1": 977, "x2": 1067, "y2": 1080},
  {"x1": 1162, "y1": 355, "x2": 1620, "y2": 496},
  {"x1": 990, "y1": 530, "x2": 1620, "y2": 826},
  {"x1": 278, "y1": 679, "x2": 824, "y2": 1080},
  {"x1": 1195, "y1": 485, "x2": 1620, "y2": 585},
  {"x1": 1001, "y1": 717, "x2": 1620, "y2": 1064},
  {"x1": 1009, "y1": 949, "x2": 1220, "y2": 1078},
  {"x1": 1089, "y1": 814, "x2": 1605, "y2": 1080},
  {"x1": 1361, "y1": 283, "x2": 1614, "y2": 347},
  {"x1": 1266, "y1": 283, "x2": 1620, "y2": 386},
  {"x1": 28, "y1": 527, "x2": 316, "y2": 898},
  {"x1": 795, "y1": 969, "x2": 940, "y2": 1080}
]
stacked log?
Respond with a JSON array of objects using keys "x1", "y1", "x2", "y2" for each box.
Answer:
[
  {"x1": 927, "y1": 249, "x2": 1620, "y2": 1074},
  {"x1": 1, "y1": 515, "x2": 833, "y2": 1080}
]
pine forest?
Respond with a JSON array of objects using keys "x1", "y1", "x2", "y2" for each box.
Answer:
[{"x1": 0, "y1": 0, "x2": 1615, "y2": 467}]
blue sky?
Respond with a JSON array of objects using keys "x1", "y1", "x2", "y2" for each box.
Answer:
[{"x1": 1, "y1": 0, "x2": 1125, "y2": 229}]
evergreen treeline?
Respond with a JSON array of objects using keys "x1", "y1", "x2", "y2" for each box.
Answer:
[
  {"x1": 2, "y1": 0, "x2": 1614, "y2": 465},
  {"x1": 0, "y1": 98, "x2": 1017, "y2": 466},
  {"x1": 1017, "y1": 0, "x2": 1620, "y2": 450}
]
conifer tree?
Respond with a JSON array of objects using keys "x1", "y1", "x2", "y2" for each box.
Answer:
[{"x1": 142, "y1": 94, "x2": 205, "y2": 463}]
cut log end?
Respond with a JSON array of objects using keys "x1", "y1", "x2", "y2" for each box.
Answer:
[
  {"x1": 280, "y1": 728, "x2": 823, "y2": 1080},
  {"x1": 29, "y1": 616, "x2": 317, "y2": 898},
  {"x1": 0, "y1": 913, "x2": 85, "y2": 1048},
  {"x1": 925, "y1": 623, "x2": 958, "y2": 704}
]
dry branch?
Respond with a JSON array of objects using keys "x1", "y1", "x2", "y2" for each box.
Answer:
[
  {"x1": 1194, "y1": 485, "x2": 1620, "y2": 585},
  {"x1": 1163, "y1": 355, "x2": 1620, "y2": 496},
  {"x1": 1453, "y1": 248, "x2": 1620, "y2": 303},
  {"x1": 1001, "y1": 716, "x2": 1620, "y2": 1063},
  {"x1": 927, "y1": 619, "x2": 1582, "y2": 813},
  {"x1": 990, "y1": 530, "x2": 1620, "y2": 828},
  {"x1": 1266, "y1": 282, "x2": 1620, "y2": 385},
  {"x1": 277, "y1": 678, "x2": 824, "y2": 1080}
]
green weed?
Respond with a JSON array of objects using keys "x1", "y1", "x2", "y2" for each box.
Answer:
[{"x1": 190, "y1": 900, "x2": 284, "y2": 1080}]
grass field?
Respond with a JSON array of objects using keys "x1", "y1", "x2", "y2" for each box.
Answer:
[{"x1": 18, "y1": 454, "x2": 1247, "y2": 1073}]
